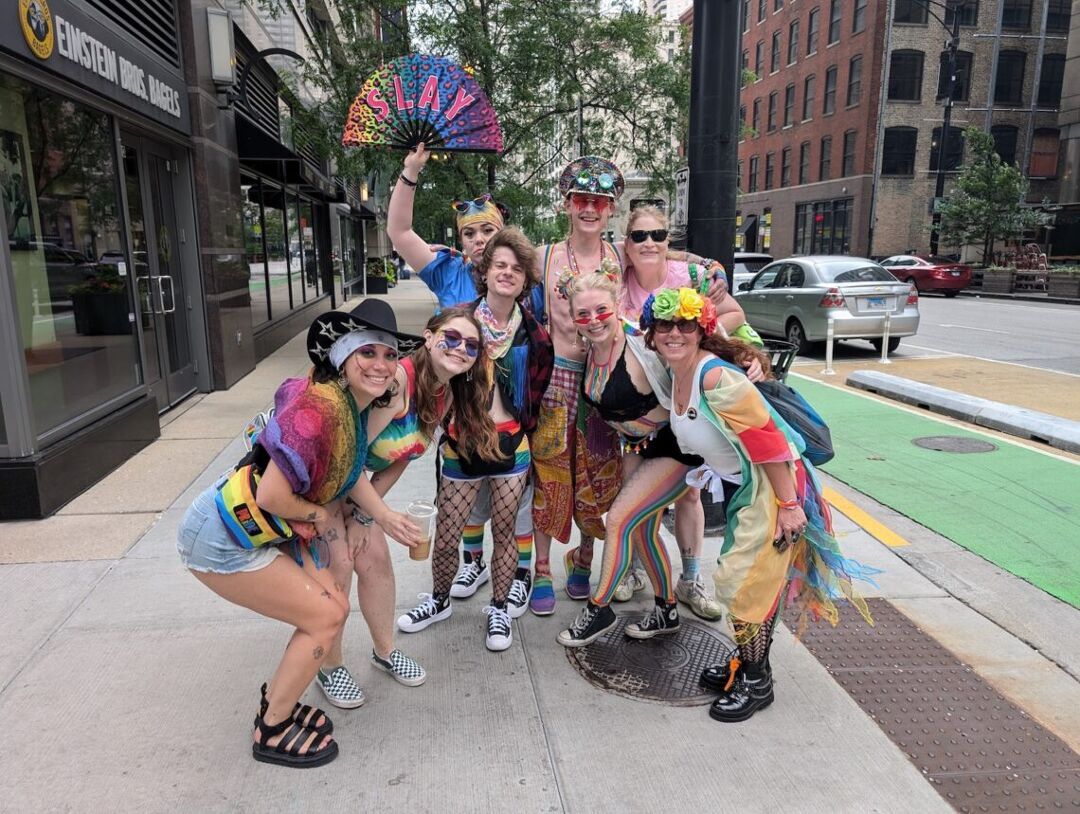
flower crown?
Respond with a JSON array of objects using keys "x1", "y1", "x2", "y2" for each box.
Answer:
[
  {"x1": 640, "y1": 288, "x2": 719, "y2": 335},
  {"x1": 554, "y1": 257, "x2": 622, "y2": 300}
]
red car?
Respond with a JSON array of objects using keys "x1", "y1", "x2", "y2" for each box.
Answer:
[{"x1": 880, "y1": 255, "x2": 973, "y2": 297}]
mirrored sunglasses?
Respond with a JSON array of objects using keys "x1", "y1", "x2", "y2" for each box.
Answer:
[
  {"x1": 653, "y1": 319, "x2": 699, "y2": 334},
  {"x1": 629, "y1": 229, "x2": 669, "y2": 244},
  {"x1": 439, "y1": 328, "x2": 481, "y2": 357}
]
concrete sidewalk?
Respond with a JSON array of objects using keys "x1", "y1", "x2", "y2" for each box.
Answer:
[{"x1": 1, "y1": 280, "x2": 1077, "y2": 812}]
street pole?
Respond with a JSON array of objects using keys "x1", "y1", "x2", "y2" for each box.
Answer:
[
  {"x1": 687, "y1": 0, "x2": 741, "y2": 286},
  {"x1": 930, "y1": 6, "x2": 962, "y2": 255}
]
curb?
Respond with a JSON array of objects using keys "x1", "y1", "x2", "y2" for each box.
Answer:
[
  {"x1": 845, "y1": 370, "x2": 1080, "y2": 454},
  {"x1": 958, "y1": 290, "x2": 1080, "y2": 306}
]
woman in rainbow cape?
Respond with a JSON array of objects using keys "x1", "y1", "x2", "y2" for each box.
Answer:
[
  {"x1": 175, "y1": 299, "x2": 426, "y2": 767},
  {"x1": 642, "y1": 287, "x2": 878, "y2": 723}
]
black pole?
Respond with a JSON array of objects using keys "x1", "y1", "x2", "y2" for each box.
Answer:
[
  {"x1": 930, "y1": 7, "x2": 962, "y2": 255},
  {"x1": 687, "y1": 0, "x2": 741, "y2": 287}
]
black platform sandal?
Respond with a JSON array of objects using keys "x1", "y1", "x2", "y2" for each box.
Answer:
[
  {"x1": 257, "y1": 682, "x2": 333, "y2": 736},
  {"x1": 252, "y1": 712, "x2": 339, "y2": 768}
]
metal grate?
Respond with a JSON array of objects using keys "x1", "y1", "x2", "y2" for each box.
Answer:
[
  {"x1": 788, "y1": 599, "x2": 1080, "y2": 813},
  {"x1": 234, "y1": 47, "x2": 280, "y2": 137},
  {"x1": 83, "y1": 0, "x2": 180, "y2": 69},
  {"x1": 566, "y1": 617, "x2": 736, "y2": 706}
]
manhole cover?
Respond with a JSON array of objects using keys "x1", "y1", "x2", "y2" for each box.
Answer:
[
  {"x1": 566, "y1": 617, "x2": 735, "y2": 706},
  {"x1": 912, "y1": 435, "x2": 997, "y2": 453}
]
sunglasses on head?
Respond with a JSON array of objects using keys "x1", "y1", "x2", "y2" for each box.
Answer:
[
  {"x1": 629, "y1": 229, "x2": 669, "y2": 244},
  {"x1": 452, "y1": 193, "x2": 492, "y2": 214},
  {"x1": 653, "y1": 319, "x2": 699, "y2": 334},
  {"x1": 572, "y1": 311, "x2": 616, "y2": 325},
  {"x1": 438, "y1": 328, "x2": 481, "y2": 358}
]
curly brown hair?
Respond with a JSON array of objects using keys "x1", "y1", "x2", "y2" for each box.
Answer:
[
  {"x1": 415, "y1": 307, "x2": 501, "y2": 462},
  {"x1": 644, "y1": 323, "x2": 772, "y2": 378},
  {"x1": 473, "y1": 226, "x2": 540, "y2": 299}
]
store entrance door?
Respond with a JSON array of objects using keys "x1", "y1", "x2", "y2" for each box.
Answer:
[{"x1": 121, "y1": 134, "x2": 196, "y2": 412}]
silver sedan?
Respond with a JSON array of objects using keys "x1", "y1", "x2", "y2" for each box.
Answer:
[{"x1": 734, "y1": 255, "x2": 920, "y2": 354}]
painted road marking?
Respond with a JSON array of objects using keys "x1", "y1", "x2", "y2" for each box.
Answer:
[
  {"x1": 938, "y1": 323, "x2": 1011, "y2": 334},
  {"x1": 823, "y1": 487, "x2": 910, "y2": 548}
]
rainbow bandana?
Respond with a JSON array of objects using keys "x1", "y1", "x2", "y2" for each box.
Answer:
[
  {"x1": 453, "y1": 193, "x2": 505, "y2": 231},
  {"x1": 640, "y1": 287, "x2": 719, "y2": 335}
]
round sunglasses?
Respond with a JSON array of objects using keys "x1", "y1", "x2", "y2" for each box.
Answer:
[
  {"x1": 628, "y1": 229, "x2": 669, "y2": 244},
  {"x1": 653, "y1": 319, "x2": 699, "y2": 334},
  {"x1": 437, "y1": 328, "x2": 481, "y2": 358}
]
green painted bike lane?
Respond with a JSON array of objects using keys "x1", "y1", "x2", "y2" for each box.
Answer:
[{"x1": 791, "y1": 375, "x2": 1080, "y2": 608}]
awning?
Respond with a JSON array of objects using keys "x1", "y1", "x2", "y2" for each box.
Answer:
[
  {"x1": 236, "y1": 113, "x2": 336, "y2": 199},
  {"x1": 739, "y1": 215, "x2": 758, "y2": 235}
]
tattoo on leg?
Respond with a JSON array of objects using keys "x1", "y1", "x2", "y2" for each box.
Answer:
[
  {"x1": 305, "y1": 511, "x2": 317, "y2": 521},
  {"x1": 334, "y1": 582, "x2": 347, "y2": 595},
  {"x1": 313, "y1": 646, "x2": 325, "y2": 660},
  {"x1": 324, "y1": 527, "x2": 340, "y2": 543},
  {"x1": 321, "y1": 589, "x2": 332, "y2": 599}
]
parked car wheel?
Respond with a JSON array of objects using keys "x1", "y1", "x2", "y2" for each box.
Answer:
[
  {"x1": 785, "y1": 318, "x2": 815, "y2": 355},
  {"x1": 872, "y1": 336, "x2": 902, "y2": 353},
  {"x1": 943, "y1": 290, "x2": 959, "y2": 298}
]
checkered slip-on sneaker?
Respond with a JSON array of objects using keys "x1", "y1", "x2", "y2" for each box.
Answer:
[
  {"x1": 371, "y1": 649, "x2": 427, "y2": 687},
  {"x1": 315, "y1": 665, "x2": 367, "y2": 709}
]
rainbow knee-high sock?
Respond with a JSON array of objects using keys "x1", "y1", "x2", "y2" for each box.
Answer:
[
  {"x1": 516, "y1": 532, "x2": 533, "y2": 575},
  {"x1": 462, "y1": 523, "x2": 484, "y2": 564}
]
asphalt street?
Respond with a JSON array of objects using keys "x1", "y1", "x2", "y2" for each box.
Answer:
[{"x1": 794, "y1": 294, "x2": 1080, "y2": 375}]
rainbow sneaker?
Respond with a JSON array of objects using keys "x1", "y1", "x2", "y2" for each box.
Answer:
[
  {"x1": 530, "y1": 571, "x2": 555, "y2": 616},
  {"x1": 564, "y1": 547, "x2": 592, "y2": 600}
]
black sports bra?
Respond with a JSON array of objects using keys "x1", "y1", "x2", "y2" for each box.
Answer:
[{"x1": 581, "y1": 346, "x2": 659, "y2": 423}]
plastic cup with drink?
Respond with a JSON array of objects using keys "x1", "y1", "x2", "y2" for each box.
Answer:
[{"x1": 407, "y1": 500, "x2": 437, "y2": 561}]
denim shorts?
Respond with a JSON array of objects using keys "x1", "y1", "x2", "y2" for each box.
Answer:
[{"x1": 176, "y1": 477, "x2": 281, "y2": 575}]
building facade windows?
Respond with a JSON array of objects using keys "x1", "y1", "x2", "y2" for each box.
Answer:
[
  {"x1": 784, "y1": 84, "x2": 796, "y2": 126},
  {"x1": 1001, "y1": 0, "x2": 1032, "y2": 31},
  {"x1": 794, "y1": 198, "x2": 853, "y2": 254},
  {"x1": 994, "y1": 51, "x2": 1026, "y2": 106},
  {"x1": 853, "y1": 0, "x2": 868, "y2": 33},
  {"x1": 1029, "y1": 129, "x2": 1060, "y2": 177},
  {"x1": 882, "y1": 127, "x2": 918, "y2": 175},
  {"x1": 929, "y1": 127, "x2": 965, "y2": 171},
  {"x1": 768, "y1": 91, "x2": 779, "y2": 131},
  {"x1": 807, "y1": 8, "x2": 820, "y2": 55},
  {"x1": 765, "y1": 152, "x2": 776, "y2": 189},
  {"x1": 752, "y1": 98, "x2": 762, "y2": 133},
  {"x1": 937, "y1": 50, "x2": 973, "y2": 102},
  {"x1": 1047, "y1": 0, "x2": 1071, "y2": 33},
  {"x1": 803, "y1": 75, "x2": 816, "y2": 120},
  {"x1": 992, "y1": 125, "x2": 1019, "y2": 165},
  {"x1": 847, "y1": 55, "x2": 863, "y2": 106},
  {"x1": 788, "y1": 20, "x2": 800, "y2": 64},
  {"x1": 758, "y1": 0, "x2": 767, "y2": 23},
  {"x1": 781, "y1": 147, "x2": 792, "y2": 186},
  {"x1": 799, "y1": 141, "x2": 811, "y2": 184},
  {"x1": 1038, "y1": 54, "x2": 1065, "y2": 109},
  {"x1": 820, "y1": 135, "x2": 832, "y2": 180},
  {"x1": 828, "y1": 0, "x2": 842, "y2": 44},
  {"x1": 842, "y1": 130, "x2": 857, "y2": 176},
  {"x1": 945, "y1": 0, "x2": 979, "y2": 27},
  {"x1": 889, "y1": 50, "x2": 924, "y2": 101},
  {"x1": 749, "y1": 155, "x2": 760, "y2": 191},
  {"x1": 824, "y1": 65, "x2": 838, "y2": 114},
  {"x1": 771, "y1": 31, "x2": 782, "y2": 72},
  {"x1": 894, "y1": 0, "x2": 928, "y2": 24},
  {"x1": 755, "y1": 40, "x2": 765, "y2": 76}
]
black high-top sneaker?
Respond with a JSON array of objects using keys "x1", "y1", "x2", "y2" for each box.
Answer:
[
  {"x1": 556, "y1": 602, "x2": 617, "y2": 648},
  {"x1": 625, "y1": 598, "x2": 680, "y2": 640},
  {"x1": 708, "y1": 662, "x2": 775, "y2": 722}
]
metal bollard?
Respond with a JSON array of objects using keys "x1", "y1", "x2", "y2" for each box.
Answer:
[
  {"x1": 880, "y1": 312, "x2": 892, "y2": 364},
  {"x1": 821, "y1": 317, "x2": 836, "y2": 375}
]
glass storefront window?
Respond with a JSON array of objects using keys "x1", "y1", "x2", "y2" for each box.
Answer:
[
  {"x1": 285, "y1": 193, "x2": 303, "y2": 309},
  {"x1": 260, "y1": 185, "x2": 290, "y2": 319},
  {"x1": 299, "y1": 199, "x2": 319, "y2": 301},
  {"x1": 1, "y1": 74, "x2": 140, "y2": 436},
  {"x1": 242, "y1": 179, "x2": 270, "y2": 327}
]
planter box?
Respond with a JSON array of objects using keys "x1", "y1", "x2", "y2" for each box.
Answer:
[
  {"x1": 71, "y1": 291, "x2": 131, "y2": 335},
  {"x1": 1047, "y1": 273, "x2": 1080, "y2": 299},
  {"x1": 980, "y1": 269, "x2": 1015, "y2": 294},
  {"x1": 365, "y1": 275, "x2": 388, "y2": 295}
]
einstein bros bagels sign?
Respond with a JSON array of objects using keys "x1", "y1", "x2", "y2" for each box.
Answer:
[{"x1": 8, "y1": 0, "x2": 189, "y2": 132}]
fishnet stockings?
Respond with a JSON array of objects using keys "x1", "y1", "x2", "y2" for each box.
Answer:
[
  {"x1": 487, "y1": 473, "x2": 529, "y2": 603},
  {"x1": 732, "y1": 607, "x2": 779, "y2": 664},
  {"x1": 433, "y1": 479, "x2": 483, "y2": 596}
]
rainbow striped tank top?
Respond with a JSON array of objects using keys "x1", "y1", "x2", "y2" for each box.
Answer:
[{"x1": 366, "y1": 358, "x2": 438, "y2": 472}]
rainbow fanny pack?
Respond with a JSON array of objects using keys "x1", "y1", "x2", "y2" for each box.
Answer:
[{"x1": 215, "y1": 464, "x2": 296, "y2": 549}]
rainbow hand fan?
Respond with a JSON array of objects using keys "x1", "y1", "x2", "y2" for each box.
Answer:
[{"x1": 342, "y1": 54, "x2": 503, "y2": 154}]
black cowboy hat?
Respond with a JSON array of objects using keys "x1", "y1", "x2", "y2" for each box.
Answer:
[{"x1": 307, "y1": 298, "x2": 425, "y2": 372}]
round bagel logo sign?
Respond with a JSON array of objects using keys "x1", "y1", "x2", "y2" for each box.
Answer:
[{"x1": 20, "y1": 0, "x2": 55, "y2": 60}]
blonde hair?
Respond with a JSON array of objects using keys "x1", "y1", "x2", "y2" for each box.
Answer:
[
  {"x1": 626, "y1": 205, "x2": 669, "y2": 233},
  {"x1": 567, "y1": 268, "x2": 621, "y2": 308}
]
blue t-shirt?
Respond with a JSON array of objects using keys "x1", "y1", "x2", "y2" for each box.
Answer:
[{"x1": 418, "y1": 248, "x2": 545, "y2": 320}]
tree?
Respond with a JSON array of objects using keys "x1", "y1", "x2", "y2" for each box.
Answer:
[
  {"x1": 259, "y1": 0, "x2": 689, "y2": 242},
  {"x1": 938, "y1": 127, "x2": 1051, "y2": 265}
]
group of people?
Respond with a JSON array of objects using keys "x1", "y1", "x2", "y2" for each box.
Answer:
[{"x1": 177, "y1": 147, "x2": 874, "y2": 768}]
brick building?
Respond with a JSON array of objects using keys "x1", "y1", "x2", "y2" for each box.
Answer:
[{"x1": 681, "y1": 0, "x2": 1071, "y2": 261}]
